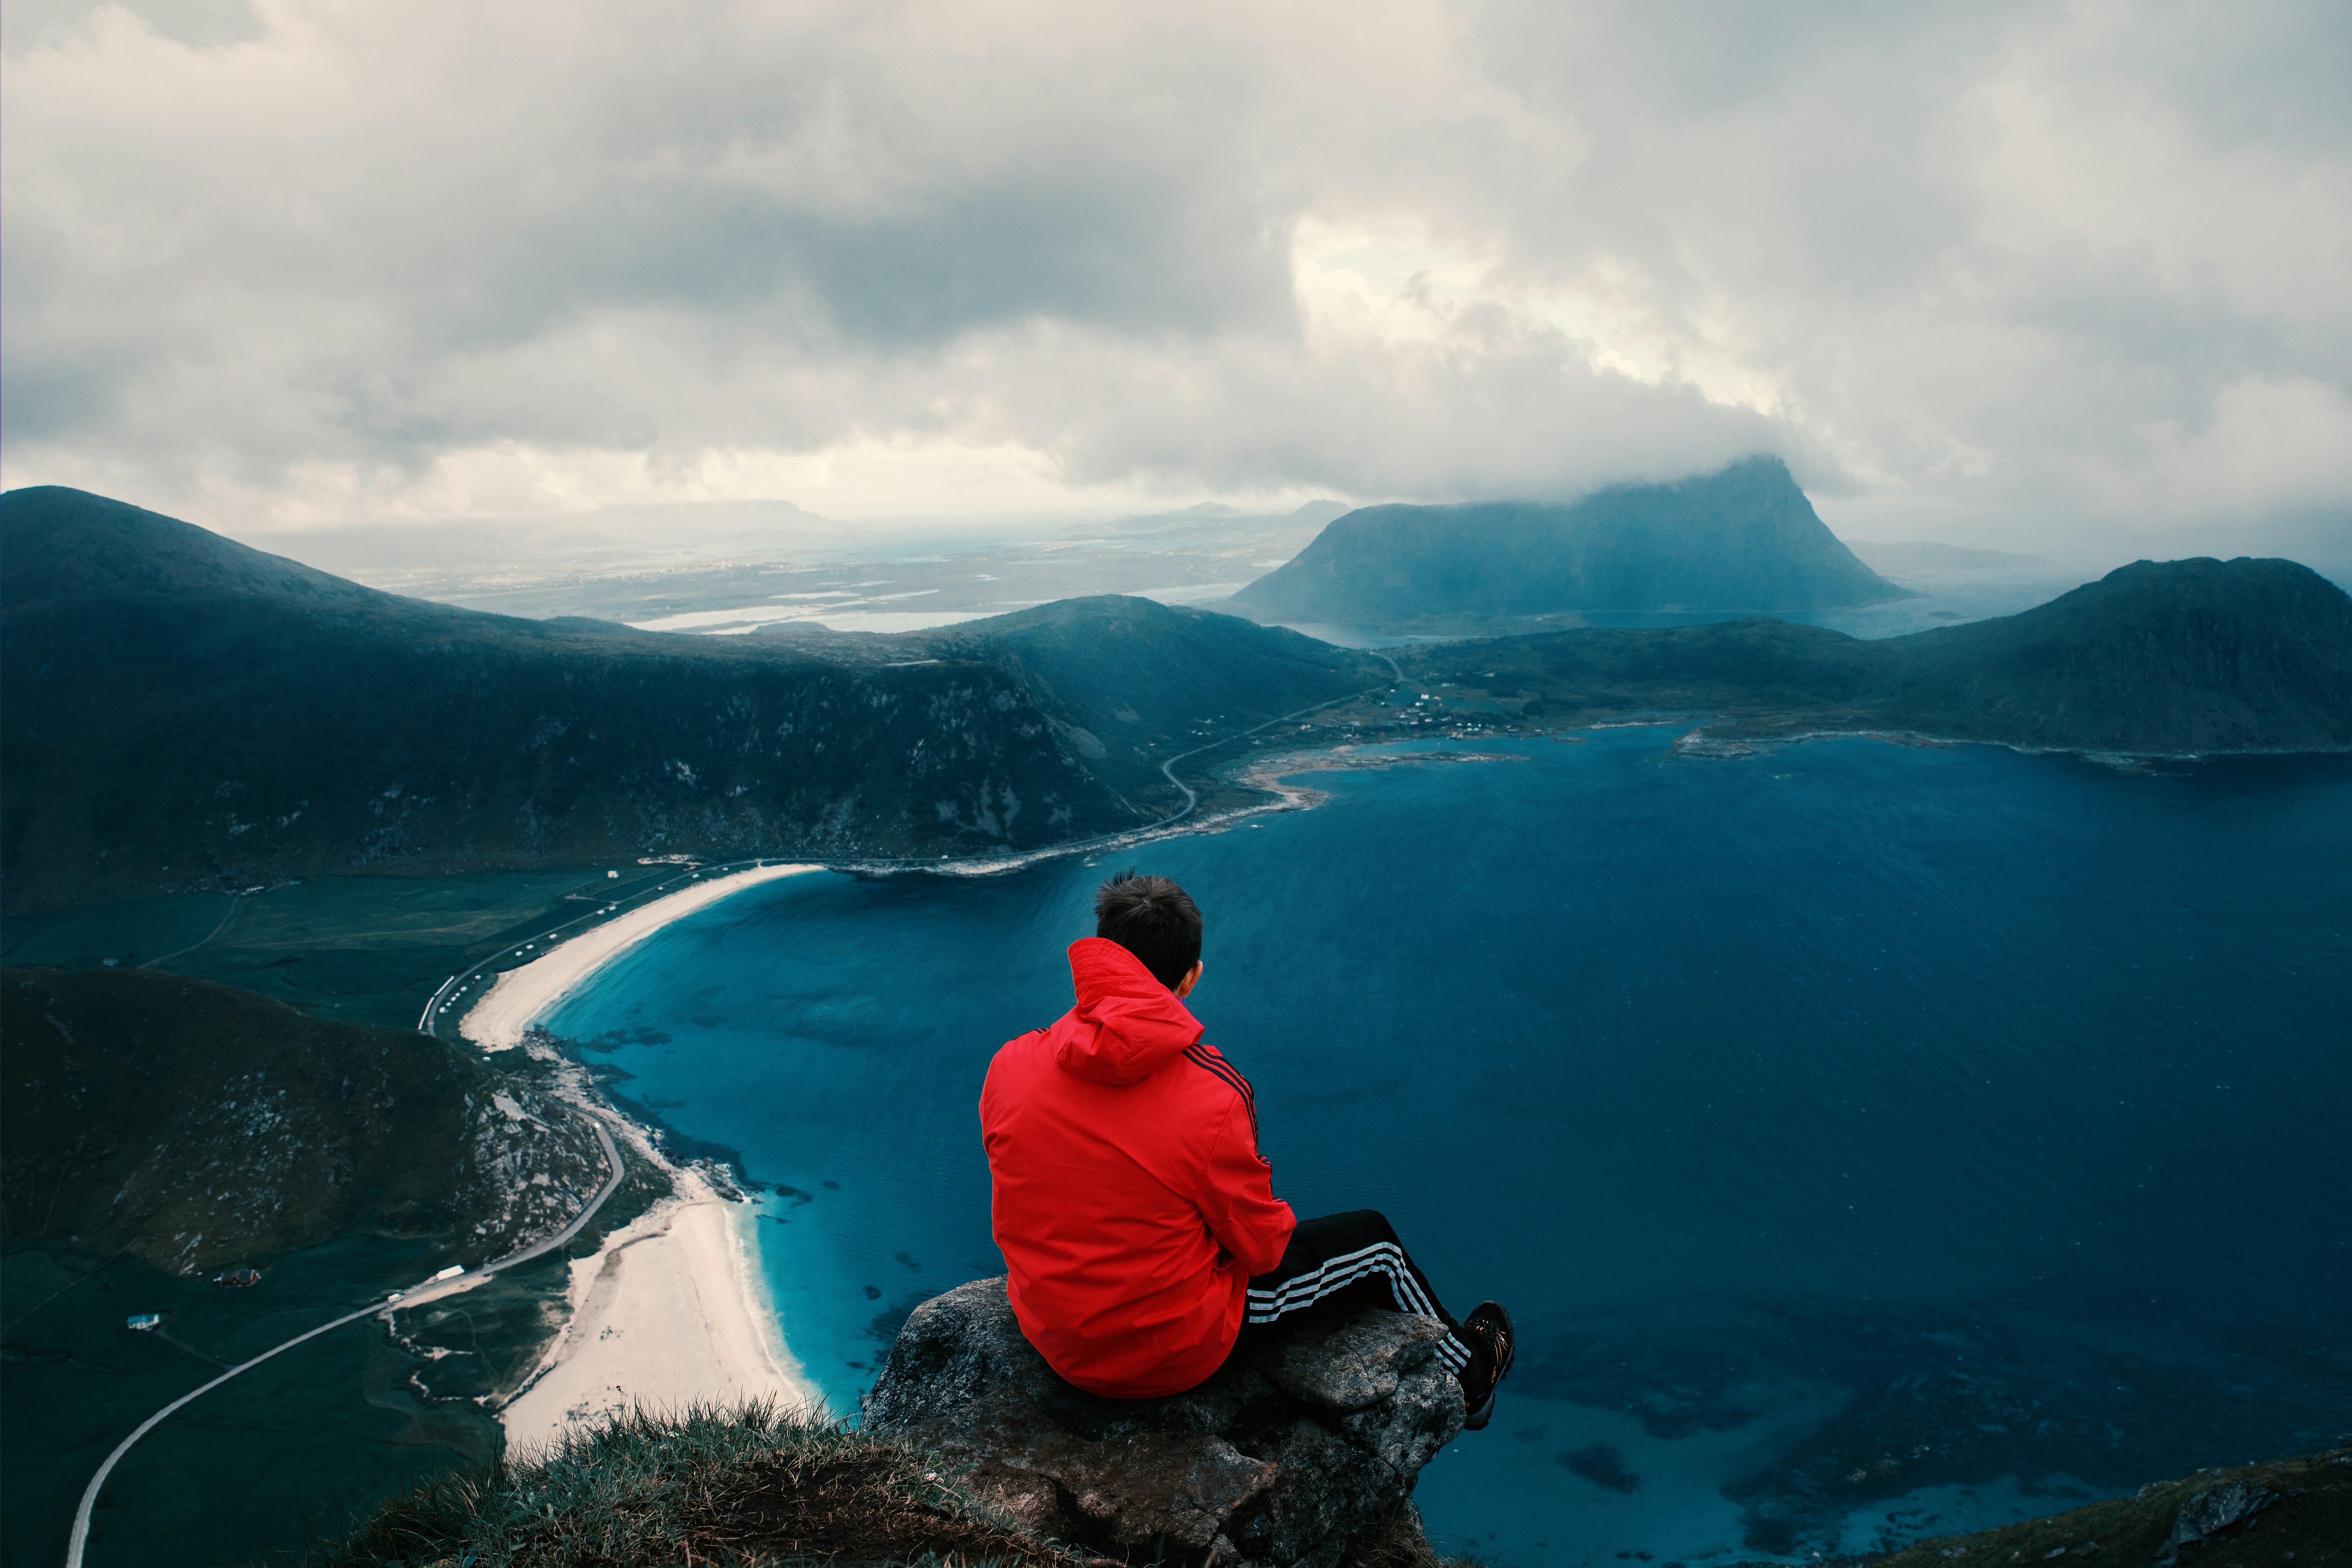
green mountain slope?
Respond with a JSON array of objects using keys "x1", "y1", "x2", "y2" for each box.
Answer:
[
  {"x1": 1, "y1": 967, "x2": 604, "y2": 1278},
  {"x1": 0, "y1": 965, "x2": 667, "y2": 1568},
  {"x1": 917, "y1": 595, "x2": 1378, "y2": 784},
  {"x1": 1394, "y1": 556, "x2": 2352, "y2": 752},
  {"x1": 1228, "y1": 455, "x2": 1910, "y2": 626},
  {"x1": 1, "y1": 488, "x2": 1380, "y2": 913},
  {"x1": 1864, "y1": 556, "x2": 2352, "y2": 750}
]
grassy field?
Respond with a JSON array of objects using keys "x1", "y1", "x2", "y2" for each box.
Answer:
[
  {"x1": 319, "y1": 1403, "x2": 1088, "y2": 1568},
  {"x1": 0, "y1": 866, "x2": 669, "y2": 1031},
  {"x1": 3, "y1": 1233, "x2": 488, "y2": 1568},
  {"x1": 2, "y1": 1148, "x2": 675, "y2": 1568},
  {"x1": 308, "y1": 1402, "x2": 2350, "y2": 1568}
]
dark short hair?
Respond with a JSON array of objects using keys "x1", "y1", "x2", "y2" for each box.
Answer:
[{"x1": 1094, "y1": 871, "x2": 1203, "y2": 990}]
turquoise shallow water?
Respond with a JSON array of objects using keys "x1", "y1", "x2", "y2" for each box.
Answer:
[{"x1": 543, "y1": 731, "x2": 2352, "y2": 1562}]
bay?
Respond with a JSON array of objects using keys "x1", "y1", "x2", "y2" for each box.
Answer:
[{"x1": 543, "y1": 729, "x2": 2352, "y2": 1561}]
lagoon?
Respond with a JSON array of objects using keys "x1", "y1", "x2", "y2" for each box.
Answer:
[{"x1": 543, "y1": 730, "x2": 2352, "y2": 1561}]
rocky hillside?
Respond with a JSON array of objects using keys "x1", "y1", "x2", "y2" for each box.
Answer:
[
  {"x1": 1228, "y1": 455, "x2": 1910, "y2": 628},
  {"x1": 1, "y1": 966, "x2": 605, "y2": 1276},
  {"x1": 1872, "y1": 1444, "x2": 2351, "y2": 1567},
  {"x1": 801, "y1": 593, "x2": 1382, "y2": 806},
  {"x1": 1396, "y1": 556, "x2": 2352, "y2": 753},
  {"x1": 1, "y1": 487, "x2": 1380, "y2": 913},
  {"x1": 1863, "y1": 555, "x2": 2352, "y2": 751}
]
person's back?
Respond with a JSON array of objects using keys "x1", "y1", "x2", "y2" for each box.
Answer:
[
  {"x1": 981, "y1": 870, "x2": 1517, "y2": 1423},
  {"x1": 983, "y1": 933, "x2": 1291, "y2": 1396}
]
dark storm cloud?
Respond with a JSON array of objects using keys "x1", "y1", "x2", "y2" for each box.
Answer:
[
  {"x1": 3, "y1": 0, "x2": 2347, "y2": 560},
  {"x1": 464, "y1": 164, "x2": 1291, "y2": 351}
]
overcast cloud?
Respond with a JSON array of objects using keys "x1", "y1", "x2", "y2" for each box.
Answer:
[{"x1": 3, "y1": 0, "x2": 2347, "y2": 566}]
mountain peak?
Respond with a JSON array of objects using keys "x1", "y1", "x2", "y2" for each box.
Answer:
[{"x1": 1225, "y1": 454, "x2": 1908, "y2": 627}]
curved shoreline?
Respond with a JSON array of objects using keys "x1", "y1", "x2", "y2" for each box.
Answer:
[
  {"x1": 497, "y1": 1162, "x2": 822, "y2": 1455},
  {"x1": 442, "y1": 725, "x2": 2341, "y2": 1470},
  {"x1": 460, "y1": 862, "x2": 823, "y2": 1052},
  {"x1": 447, "y1": 865, "x2": 831, "y2": 1453},
  {"x1": 453, "y1": 739, "x2": 1497, "y2": 1455}
]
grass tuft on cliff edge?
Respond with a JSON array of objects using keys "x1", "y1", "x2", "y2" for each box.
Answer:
[
  {"x1": 316, "y1": 1401, "x2": 1082, "y2": 1568},
  {"x1": 316, "y1": 1401, "x2": 1464, "y2": 1568}
]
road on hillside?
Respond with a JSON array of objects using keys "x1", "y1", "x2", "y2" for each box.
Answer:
[
  {"x1": 1149, "y1": 649, "x2": 1408, "y2": 817},
  {"x1": 417, "y1": 651, "x2": 1408, "y2": 1038},
  {"x1": 64, "y1": 1116, "x2": 626, "y2": 1568}
]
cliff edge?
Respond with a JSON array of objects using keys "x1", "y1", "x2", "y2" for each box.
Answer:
[{"x1": 864, "y1": 1277, "x2": 1463, "y2": 1568}]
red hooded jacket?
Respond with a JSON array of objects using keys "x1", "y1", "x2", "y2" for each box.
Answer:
[{"x1": 980, "y1": 937, "x2": 1297, "y2": 1397}]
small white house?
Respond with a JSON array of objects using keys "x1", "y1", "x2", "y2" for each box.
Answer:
[{"x1": 126, "y1": 1313, "x2": 161, "y2": 1331}]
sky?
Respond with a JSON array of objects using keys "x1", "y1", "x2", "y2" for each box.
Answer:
[{"x1": 4, "y1": 0, "x2": 2349, "y2": 568}]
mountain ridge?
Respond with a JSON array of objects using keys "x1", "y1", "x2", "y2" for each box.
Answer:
[
  {"x1": 9, "y1": 486, "x2": 2346, "y2": 915},
  {"x1": 0, "y1": 488, "x2": 1381, "y2": 914},
  {"x1": 1389, "y1": 554, "x2": 2352, "y2": 754}
]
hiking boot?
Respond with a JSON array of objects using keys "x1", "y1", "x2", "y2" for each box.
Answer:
[{"x1": 1458, "y1": 1300, "x2": 1514, "y2": 1431}]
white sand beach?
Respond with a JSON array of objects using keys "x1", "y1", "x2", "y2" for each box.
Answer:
[
  {"x1": 448, "y1": 862, "x2": 826, "y2": 1451},
  {"x1": 462, "y1": 862, "x2": 819, "y2": 1051},
  {"x1": 500, "y1": 1166, "x2": 823, "y2": 1454}
]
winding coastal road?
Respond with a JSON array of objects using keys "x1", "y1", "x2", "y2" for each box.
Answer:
[
  {"x1": 1144, "y1": 649, "x2": 1408, "y2": 822},
  {"x1": 63, "y1": 1117, "x2": 625, "y2": 1568}
]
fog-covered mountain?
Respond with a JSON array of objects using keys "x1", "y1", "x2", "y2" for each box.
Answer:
[{"x1": 1227, "y1": 456, "x2": 1910, "y2": 628}]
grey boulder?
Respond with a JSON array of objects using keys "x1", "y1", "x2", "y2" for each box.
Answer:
[
  {"x1": 2156, "y1": 1480, "x2": 2277, "y2": 1565},
  {"x1": 863, "y1": 1277, "x2": 1465, "y2": 1567}
]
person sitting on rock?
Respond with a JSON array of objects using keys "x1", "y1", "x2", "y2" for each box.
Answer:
[{"x1": 980, "y1": 869, "x2": 1515, "y2": 1425}]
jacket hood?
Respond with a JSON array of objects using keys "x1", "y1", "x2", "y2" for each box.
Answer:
[{"x1": 1053, "y1": 937, "x2": 1202, "y2": 1085}]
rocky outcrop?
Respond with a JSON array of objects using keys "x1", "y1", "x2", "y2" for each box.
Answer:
[
  {"x1": 863, "y1": 1278, "x2": 1464, "y2": 1568},
  {"x1": 2156, "y1": 1480, "x2": 2276, "y2": 1565}
]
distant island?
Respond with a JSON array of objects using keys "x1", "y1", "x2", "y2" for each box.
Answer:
[
  {"x1": 1842, "y1": 538, "x2": 2056, "y2": 574},
  {"x1": 1225, "y1": 454, "x2": 1913, "y2": 631}
]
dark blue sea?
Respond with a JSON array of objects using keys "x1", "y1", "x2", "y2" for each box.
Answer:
[{"x1": 543, "y1": 730, "x2": 2352, "y2": 1562}]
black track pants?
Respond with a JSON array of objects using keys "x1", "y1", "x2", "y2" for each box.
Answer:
[{"x1": 1230, "y1": 1209, "x2": 1476, "y2": 1381}]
